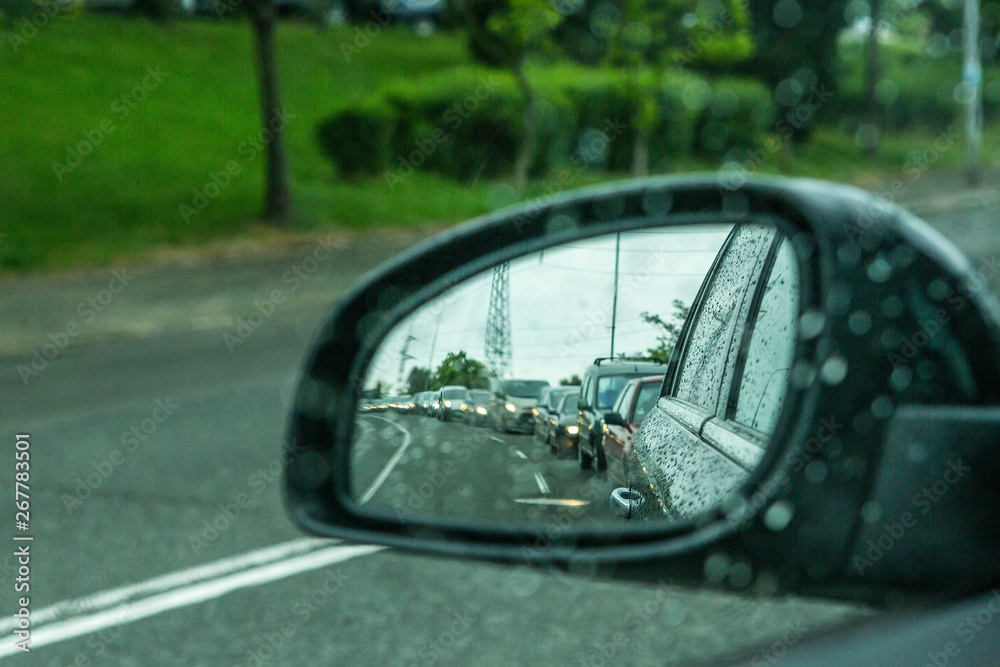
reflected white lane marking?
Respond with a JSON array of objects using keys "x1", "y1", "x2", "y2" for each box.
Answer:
[
  {"x1": 513, "y1": 498, "x2": 590, "y2": 506},
  {"x1": 358, "y1": 415, "x2": 413, "y2": 505},
  {"x1": 490, "y1": 436, "x2": 504, "y2": 443},
  {"x1": 533, "y1": 473, "x2": 551, "y2": 495},
  {"x1": 514, "y1": 450, "x2": 528, "y2": 460},
  {"x1": 0, "y1": 542, "x2": 383, "y2": 658},
  {"x1": 0, "y1": 537, "x2": 328, "y2": 635}
]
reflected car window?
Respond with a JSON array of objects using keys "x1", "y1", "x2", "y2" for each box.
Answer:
[
  {"x1": 674, "y1": 225, "x2": 775, "y2": 410},
  {"x1": 597, "y1": 375, "x2": 630, "y2": 410},
  {"x1": 632, "y1": 382, "x2": 660, "y2": 422},
  {"x1": 506, "y1": 380, "x2": 548, "y2": 398},
  {"x1": 613, "y1": 381, "x2": 636, "y2": 416},
  {"x1": 733, "y1": 237, "x2": 799, "y2": 435}
]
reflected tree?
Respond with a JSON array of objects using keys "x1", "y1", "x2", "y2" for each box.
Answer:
[
  {"x1": 429, "y1": 351, "x2": 493, "y2": 390},
  {"x1": 640, "y1": 298, "x2": 689, "y2": 363},
  {"x1": 406, "y1": 367, "x2": 431, "y2": 395}
]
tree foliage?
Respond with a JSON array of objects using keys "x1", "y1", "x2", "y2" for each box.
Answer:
[
  {"x1": 456, "y1": 0, "x2": 563, "y2": 188},
  {"x1": 640, "y1": 299, "x2": 689, "y2": 363},
  {"x1": 428, "y1": 351, "x2": 493, "y2": 390},
  {"x1": 553, "y1": 0, "x2": 751, "y2": 68},
  {"x1": 740, "y1": 0, "x2": 849, "y2": 136},
  {"x1": 405, "y1": 367, "x2": 431, "y2": 395},
  {"x1": 559, "y1": 374, "x2": 582, "y2": 385}
]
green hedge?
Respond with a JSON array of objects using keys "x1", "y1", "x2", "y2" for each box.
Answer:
[
  {"x1": 315, "y1": 65, "x2": 776, "y2": 181},
  {"x1": 316, "y1": 99, "x2": 397, "y2": 179}
]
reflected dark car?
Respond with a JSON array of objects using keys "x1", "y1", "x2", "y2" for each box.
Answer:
[
  {"x1": 392, "y1": 395, "x2": 417, "y2": 414},
  {"x1": 627, "y1": 224, "x2": 797, "y2": 520},
  {"x1": 434, "y1": 385, "x2": 468, "y2": 421},
  {"x1": 533, "y1": 386, "x2": 574, "y2": 442},
  {"x1": 546, "y1": 390, "x2": 580, "y2": 457},
  {"x1": 413, "y1": 391, "x2": 434, "y2": 415},
  {"x1": 463, "y1": 389, "x2": 491, "y2": 425},
  {"x1": 488, "y1": 378, "x2": 549, "y2": 433},
  {"x1": 600, "y1": 375, "x2": 663, "y2": 486},
  {"x1": 576, "y1": 358, "x2": 665, "y2": 470}
]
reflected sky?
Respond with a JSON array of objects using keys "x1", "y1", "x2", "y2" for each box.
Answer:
[{"x1": 366, "y1": 225, "x2": 733, "y2": 393}]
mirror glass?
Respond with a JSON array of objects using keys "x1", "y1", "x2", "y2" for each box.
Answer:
[{"x1": 350, "y1": 222, "x2": 799, "y2": 527}]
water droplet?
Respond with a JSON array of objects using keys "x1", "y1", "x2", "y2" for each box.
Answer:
[
  {"x1": 753, "y1": 572, "x2": 780, "y2": 596},
  {"x1": 773, "y1": 0, "x2": 802, "y2": 29},
  {"x1": 867, "y1": 258, "x2": 892, "y2": 283},
  {"x1": 838, "y1": 243, "x2": 862, "y2": 266},
  {"x1": 871, "y1": 395, "x2": 893, "y2": 419},
  {"x1": 790, "y1": 362, "x2": 816, "y2": 389},
  {"x1": 820, "y1": 355, "x2": 848, "y2": 385},
  {"x1": 804, "y1": 460, "x2": 828, "y2": 484},
  {"x1": 763, "y1": 500, "x2": 794, "y2": 531},
  {"x1": 848, "y1": 310, "x2": 872, "y2": 335},
  {"x1": 704, "y1": 553, "x2": 731, "y2": 584},
  {"x1": 861, "y1": 501, "x2": 882, "y2": 523},
  {"x1": 729, "y1": 562, "x2": 754, "y2": 588},
  {"x1": 927, "y1": 279, "x2": 949, "y2": 301},
  {"x1": 799, "y1": 310, "x2": 825, "y2": 339},
  {"x1": 890, "y1": 366, "x2": 913, "y2": 391},
  {"x1": 907, "y1": 442, "x2": 929, "y2": 463},
  {"x1": 826, "y1": 283, "x2": 851, "y2": 315},
  {"x1": 641, "y1": 189, "x2": 672, "y2": 216}
]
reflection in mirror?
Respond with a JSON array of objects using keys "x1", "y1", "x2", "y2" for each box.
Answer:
[{"x1": 350, "y1": 223, "x2": 799, "y2": 527}]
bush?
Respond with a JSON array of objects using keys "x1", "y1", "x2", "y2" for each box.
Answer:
[
  {"x1": 381, "y1": 69, "x2": 525, "y2": 180},
  {"x1": 315, "y1": 99, "x2": 397, "y2": 178},
  {"x1": 314, "y1": 64, "x2": 775, "y2": 180},
  {"x1": 693, "y1": 77, "x2": 775, "y2": 156}
]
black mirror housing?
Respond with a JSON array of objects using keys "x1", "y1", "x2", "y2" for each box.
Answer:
[
  {"x1": 603, "y1": 412, "x2": 628, "y2": 427},
  {"x1": 284, "y1": 175, "x2": 1000, "y2": 602}
]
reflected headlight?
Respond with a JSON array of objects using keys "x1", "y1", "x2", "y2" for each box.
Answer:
[
  {"x1": 461, "y1": 403, "x2": 468, "y2": 410},
  {"x1": 505, "y1": 403, "x2": 516, "y2": 412},
  {"x1": 566, "y1": 425, "x2": 579, "y2": 435},
  {"x1": 444, "y1": 401, "x2": 452, "y2": 407},
  {"x1": 476, "y1": 407, "x2": 487, "y2": 415}
]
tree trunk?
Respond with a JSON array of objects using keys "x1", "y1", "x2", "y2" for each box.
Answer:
[
  {"x1": 631, "y1": 130, "x2": 649, "y2": 177},
  {"x1": 250, "y1": 0, "x2": 292, "y2": 226},
  {"x1": 512, "y1": 60, "x2": 536, "y2": 192},
  {"x1": 863, "y1": 0, "x2": 881, "y2": 156}
]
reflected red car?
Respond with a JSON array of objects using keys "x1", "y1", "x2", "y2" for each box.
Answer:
[{"x1": 600, "y1": 375, "x2": 664, "y2": 486}]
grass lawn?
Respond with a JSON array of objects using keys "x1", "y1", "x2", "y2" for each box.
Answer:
[{"x1": 0, "y1": 16, "x2": 996, "y2": 272}]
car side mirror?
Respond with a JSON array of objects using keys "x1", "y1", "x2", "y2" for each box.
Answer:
[
  {"x1": 284, "y1": 175, "x2": 1000, "y2": 603},
  {"x1": 603, "y1": 412, "x2": 627, "y2": 427}
]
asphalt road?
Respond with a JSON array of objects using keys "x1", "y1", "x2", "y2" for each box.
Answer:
[
  {"x1": 353, "y1": 411, "x2": 610, "y2": 524},
  {"x1": 3, "y1": 198, "x2": 999, "y2": 666}
]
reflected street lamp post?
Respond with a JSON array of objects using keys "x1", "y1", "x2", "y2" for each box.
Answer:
[
  {"x1": 609, "y1": 232, "x2": 620, "y2": 358},
  {"x1": 964, "y1": 0, "x2": 983, "y2": 185}
]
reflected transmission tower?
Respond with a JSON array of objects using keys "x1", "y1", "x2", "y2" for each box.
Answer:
[{"x1": 485, "y1": 262, "x2": 512, "y2": 379}]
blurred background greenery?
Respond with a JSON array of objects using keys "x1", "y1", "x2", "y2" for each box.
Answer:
[{"x1": 1, "y1": 0, "x2": 999, "y2": 271}]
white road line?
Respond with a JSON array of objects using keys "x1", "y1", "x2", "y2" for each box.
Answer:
[
  {"x1": 514, "y1": 450, "x2": 528, "y2": 460},
  {"x1": 490, "y1": 436, "x2": 504, "y2": 443},
  {"x1": 533, "y1": 472, "x2": 551, "y2": 495},
  {"x1": 513, "y1": 498, "x2": 590, "y2": 506},
  {"x1": 0, "y1": 542, "x2": 384, "y2": 658},
  {"x1": 357, "y1": 415, "x2": 412, "y2": 505},
  {"x1": 0, "y1": 537, "x2": 328, "y2": 635}
]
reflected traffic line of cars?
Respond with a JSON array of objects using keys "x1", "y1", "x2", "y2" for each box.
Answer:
[{"x1": 359, "y1": 359, "x2": 669, "y2": 490}]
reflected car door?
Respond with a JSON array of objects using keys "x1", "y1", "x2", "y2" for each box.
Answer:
[
  {"x1": 701, "y1": 236, "x2": 800, "y2": 469},
  {"x1": 603, "y1": 379, "x2": 638, "y2": 483},
  {"x1": 627, "y1": 224, "x2": 778, "y2": 520}
]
